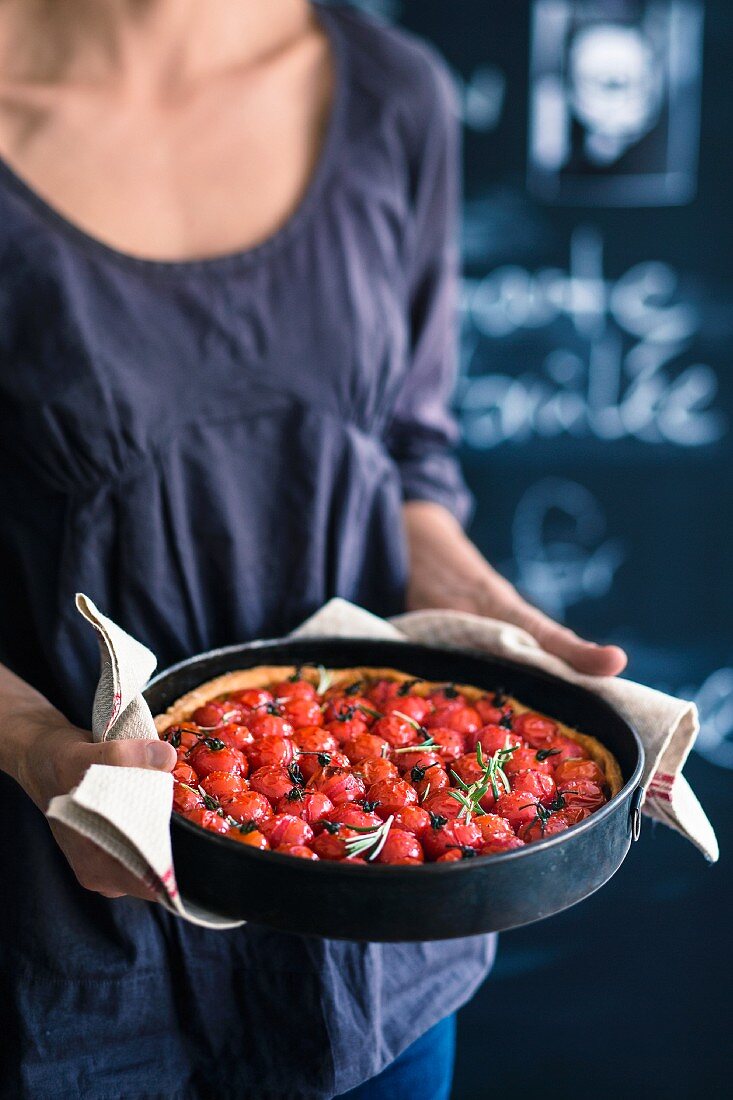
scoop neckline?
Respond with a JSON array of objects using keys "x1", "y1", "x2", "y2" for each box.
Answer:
[{"x1": 0, "y1": 2, "x2": 347, "y2": 275}]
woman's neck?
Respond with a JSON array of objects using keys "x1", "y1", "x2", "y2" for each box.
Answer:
[{"x1": 0, "y1": 0, "x2": 314, "y2": 94}]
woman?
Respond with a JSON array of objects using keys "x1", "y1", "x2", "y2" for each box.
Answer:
[{"x1": 0, "y1": 2, "x2": 626, "y2": 1097}]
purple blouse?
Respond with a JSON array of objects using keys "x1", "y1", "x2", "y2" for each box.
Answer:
[{"x1": 0, "y1": 6, "x2": 494, "y2": 1097}]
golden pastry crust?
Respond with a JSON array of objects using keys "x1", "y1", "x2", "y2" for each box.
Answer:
[{"x1": 154, "y1": 663, "x2": 623, "y2": 797}]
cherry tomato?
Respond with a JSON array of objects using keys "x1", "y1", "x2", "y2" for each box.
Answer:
[
  {"x1": 245, "y1": 735, "x2": 295, "y2": 772},
  {"x1": 475, "y1": 699, "x2": 510, "y2": 726},
  {"x1": 422, "y1": 819, "x2": 482, "y2": 860},
  {"x1": 381, "y1": 695, "x2": 431, "y2": 725},
  {"x1": 371, "y1": 715, "x2": 418, "y2": 749},
  {"x1": 502, "y1": 746, "x2": 553, "y2": 777},
  {"x1": 557, "y1": 779, "x2": 606, "y2": 813},
  {"x1": 428, "y1": 686, "x2": 467, "y2": 708},
  {"x1": 276, "y1": 789, "x2": 334, "y2": 824},
  {"x1": 190, "y1": 702, "x2": 229, "y2": 728},
  {"x1": 310, "y1": 827, "x2": 358, "y2": 861},
  {"x1": 451, "y1": 752, "x2": 486, "y2": 787},
  {"x1": 474, "y1": 813, "x2": 515, "y2": 845},
  {"x1": 495, "y1": 790, "x2": 540, "y2": 833},
  {"x1": 246, "y1": 713, "x2": 294, "y2": 741},
  {"x1": 260, "y1": 814, "x2": 314, "y2": 848},
  {"x1": 294, "y1": 726, "x2": 338, "y2": 752},
  {"x1": 226, "y1": 688, "x2": 272, "y2": 711},
  {"x1": 189, "y1": 738, "x2": 247, "y2": 779},
  {"x1": 367, "y1": 679, "x2": 403, "y2": 709},
  {"x1": 375, "y1": 830, "x2": 424, "y2": 864},
  {"x1": 308, "y1": 766, "x2": 366, "y2": 805},
  {"x1": 324, "y1": 802, "x2": 382, "y2": 830},
  {"x1": 394, "y1": 748, "x2": 443, "y2": 774},
  {"x1": 200, "y1": 770, "x2": 246, "y2": 805},
  {"x1": 296, "y1": 748, "x2": 345, "y2": 782},
  {"x1": 553, "y1": 759, "x2": 606, "y2": 788},
  {"x1": 173, "y1": 783, "x2": 203, "y2": 815},
  {"x1": 480, "y1": 835, "x2": 525, "y2": 854},
  {"x1": 272, "y1": 678, "x2": 317, "y2": 702},
  {"x1": 425, "y1": 727, "x2": 466, "y2": 762},
  {"x1": 469, "y1": 724, "x2": 523, "y2": 757},
  {"x1": 322, "y1": 695, "x2": 373, "y2": 723},
  {"x1": 184, "y1": 805, "x2": 230, "y2": 834},
  {"x1": 162, "y1": 725, "x2": 201, "y2": 752},
  {"x1": 411, "y1": 764, "x2": 449, "y2": 804},
  {"x1": 279, "y1": 697, "x2": 323, "y2": 728},
  {"x1": 513, "y1": 712, "x2": 558, "y2": 747},
  {"x1": 434, "y1": 705, "x2": 481, "y2": 736},
  {"x1": 352, "y1": 757, "x2": 397, "y2": 785},
  {"x1": 366, "y1": 777, "x2": 418, "y2": 818},
  {"x1": 545, "y1": 736, "x2": 590, "y2": 766},
  {"x1": 517, "y1": 813, "x2": 570, "y2": 843},
  {"x1": 555, "y1": 806, "x2": 589, "y2": 827},
  {"x1": 172, "y1": 762, "x2": 198, "y2": 786},
  {"x1": 249, "y1": 765, "x2": 298, "y2": 803},
  {"x1": 391, "y1": 805, "x2": 431, "y2": 836},
  {"x1": 510, "y1": 770, "x2": 557, "y2": 805},
  {"x1": 435, "y1": 849, "x2": 464, "y2": 863},
  {"x1": 229, "y1": 826, "x2": 269, "y2": 849},
  {"x1": 421, "y1": 789, "x2": 464, "y2": 820},
  {"x1": 342, "y1": 732, "x2": 390, "y2": 764},
  {"x1": 277, "y1": 844, "x2": 319, "y2": 860},
  {"x1": 324, "y1": 716, "x2": 370, "y2": 743},
  {"x1": 225, "y1": 790, "x2": 273, "y2": 826},
  {"x1": 215, "y1": 722, "x2": 255, "y2": 754}
]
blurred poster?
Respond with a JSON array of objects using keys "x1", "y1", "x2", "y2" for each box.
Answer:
[{"x1": 528, "y1": 0, "x2": 703, "y2": 205}]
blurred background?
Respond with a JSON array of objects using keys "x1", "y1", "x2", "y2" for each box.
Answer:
[{"x1": 336, "y1": 2, "x2": 729, "y2": 1096}]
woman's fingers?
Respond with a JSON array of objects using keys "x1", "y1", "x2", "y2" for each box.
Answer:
[
  {"x1": 507, "y1": 602, "x2": 627, "y2": 677},
  {"x1": 50, "y1": 823, "x2": 158, "y2": 902}
]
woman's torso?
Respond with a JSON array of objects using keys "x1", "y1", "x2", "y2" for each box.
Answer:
[{"x1": 0, "y1": 7, "x2": 494, "y2": 1098}]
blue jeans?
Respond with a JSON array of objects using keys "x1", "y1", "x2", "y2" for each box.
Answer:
[{"x1": 336, "y1": 1015, "x2": 456, "y2": 1100}]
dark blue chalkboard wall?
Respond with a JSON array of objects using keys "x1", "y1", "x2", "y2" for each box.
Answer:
[{"x1": 336, "y1": 2, "x2": 730, "y2": 1096}]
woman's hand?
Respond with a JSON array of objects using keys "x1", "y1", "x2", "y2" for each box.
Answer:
[
  {"x1": 0, "y1": 669, "x2": 177, "y2": 900},
  {"x1": 404, "y1": 501, "x2": 627, "y2": 677}
]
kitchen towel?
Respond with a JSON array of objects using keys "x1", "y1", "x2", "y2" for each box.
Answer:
[{"x1": 46, "y1": 594, "x2": 718, "y2": 929}]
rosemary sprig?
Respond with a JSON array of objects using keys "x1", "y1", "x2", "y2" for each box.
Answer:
[
  {"x1": 343, "y1": 815, "x2": 395, "y2": 861},
  {"x1": 446, "y1": 743, "x2": 516, "y2": 822},
  {"x1": 316, "y1": 665, "x2": 333, "y2": 695},
  {"x1": 392, "y1": 735, "x2": 436, "y2": 754}
]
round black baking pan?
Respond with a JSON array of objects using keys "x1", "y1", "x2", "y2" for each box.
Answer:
[{"x1": 144, "y1": 637, "x2": 645, "y2": 941}]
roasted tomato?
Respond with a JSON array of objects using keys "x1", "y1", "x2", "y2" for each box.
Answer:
[
  {"x1": 322, "y1": 693, "x2": 373, "y2": 723},
  {"x1": 260, "y1": 814, "x2": 314, "y2": 849},
  {"x1": 272, "y1": 678, "x2": 317, "y2": 702},
  {"x1": 324, "y1": 802, "x2": 382, "y2": 830},
  {"x1": 513, "y1": 712, "x2": 559, "y2": 748},
  {"x1": 229, "y1": 826, "x2": 269, "y2": 849},
  {"x1": 277, "y1": 844, "x2": 319, "y2": 860},
  {"x1": 431, "y1": 705, "x2": 481, "y2": 736},
  {"x1": 215, "y1": 722, "x2": 256, "y2": 754},
  {"x1": 162, "y1": 725, "x2": 201, "y2": 753},
  {"x1": 422, "y1": 819, "x2": 483, "y2": 860},
  {"x1": 172, "y1": 762, "x2": 198, "y2": 786},
  {"x1": 352, "y1": 757, "x2": 399, "y2": 787},
  {"x1": 375, "y1": 829, "x2": 424, "y2": 864},
  {"x1": 367, "y1": 777, "x2": 418, "y2": 818},
  {"x1": 296, "y1": 748, "x2": 345, "y2": 783},
  {"x1": 474, "y1": 813, "x2": 515, "y2": 846},
  {"x1": 246, "y1": 713, "x2": 294, "y2": 741},
  {"x1": 293, "y1": 726, "x2": 339, "y2": 753},
  {"x1": 249, "y1": 765, "x2": 299, "y2": 803},
  {"x1": 341, "y1": 732, "x2": 390, "y2": 764},
  {"x1": 395, "y1": 748, "x2": 444, "y2": 774},
  {"x1": 410, "y1": 763, "x2": 449, "y2": 804},
  {"x1": 467, "y1": 724, "x2": 522, "y2": 756},
  {"x1": 553, "y1": 758, "x2": 606, "y2": 788},
  {"x1": 245, "y1": 735, "x2": 296, "y2": 772},
  {"x1": 200, "y1": 770, "x2": 247, "y2": 805},
  {"x1": 502, "y1": 746, "x2": 553, "y2": 777},
  {"x1": 279, "y1": 697, "x2": 323, "y2": 728},
  {"x1": 495, "y1": 790, "x2": 540, "y2": 833},
  {"x1": 173, "y1": 783, "x2": 203, "y2": 815},
  {"x1": 276, "y1": 788, "x2": 334, "y2": 824},
  {"x1": 421, "y1": 789, "x2": 465, "y2": 820},
  {"x1": 324, "y1": 715, "x2": 370, "y2": 743},
  {"x1": 308, "y1": 766, "x2": 366, "y2": 806},
  {"x1": 510, "y1": 770, "x2": 557, "y2": 805},
  {"x1": 184, "y1": 805, "x2": 230, "y2": 834},
  {"x1": 190, "y1": 701, "x2": 232, "y2": 728},
  {"x1": 426, "y1": 727, "x2": 466, "y2": 762},
  {"x1": 310, "y1": 826, "x2": 358, "y2": 861},
  {"x1": 391, "y1": 805, "x2": 432, "y2": 836},
  {"x1": 428, "y1": 686, "x2": 467, "y2": 708},
  {"x1": 381, "y1": 695, "x2": 431, "y2": 725},
  {"x1": 188, "y1": 738, "x2": 247, "y2": 779},
  {"x1": 371, "y1": 714, "x2": 419, "y2": 749},
  {"x1": 229, "y1": 688, "x2": 274, "y2": 710},
  {"x1": 480, "y1": 834, "x2": 525, "y2": 854},
  {"x1": 225, "y1": 790, "x2": 274, "y2": 826},
  {"x1": 367, "y1": 679, "x2": 403, "y2": 709},
  {"x1": 557, "y1": 779, "x2": 606, "y2": 813},
  {"x1": 518, "y1": 813, "x2": 570, "y2": 843}
]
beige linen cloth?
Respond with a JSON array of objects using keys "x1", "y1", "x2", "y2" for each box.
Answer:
[{"x1": 47, "y1": 593, "x2": 718, "y2": 929}]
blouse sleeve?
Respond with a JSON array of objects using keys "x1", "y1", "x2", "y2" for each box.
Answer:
[{"x1": 384, "y1": 55, "x2": 473, "y2": 527}]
